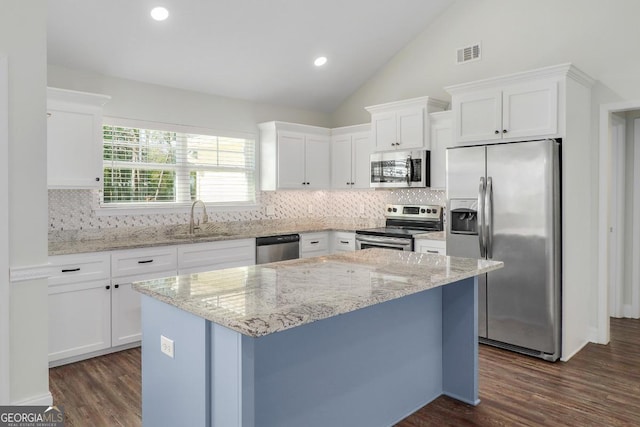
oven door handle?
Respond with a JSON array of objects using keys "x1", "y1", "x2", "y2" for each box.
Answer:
[{"x1": 356, "y1": 235, "x2": 412, "y2": 249}]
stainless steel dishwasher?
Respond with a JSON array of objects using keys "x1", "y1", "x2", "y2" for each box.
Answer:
[{"x1": 255, "y1": 234, "x2": 300, "y2": 264}]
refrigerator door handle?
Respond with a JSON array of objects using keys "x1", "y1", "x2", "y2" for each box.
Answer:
[
  {"x1": 486, "y1": 176, "x2": 493, "y2": 258},
  {"x1": 478, "y1": 176, "x2": 486, "y2": 257}
]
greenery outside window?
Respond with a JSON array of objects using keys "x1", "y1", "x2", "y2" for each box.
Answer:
[{"x1": 102, "y1": 122, "x2": 256, "y2": 207}]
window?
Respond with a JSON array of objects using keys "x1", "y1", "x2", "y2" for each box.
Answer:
[{"x1": 102, "y1": 122, "x2": 256, "y2": 207}]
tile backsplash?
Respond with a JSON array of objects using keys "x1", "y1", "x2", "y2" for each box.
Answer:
[{"x1": 48, "y1": 189, "x2": 445, "y2": 232}]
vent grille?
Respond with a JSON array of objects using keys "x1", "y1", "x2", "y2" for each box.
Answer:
[{"x1": 456, "y1": 43, "x2": 481, "y2": 64}]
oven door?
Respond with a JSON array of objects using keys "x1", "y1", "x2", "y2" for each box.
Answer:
[{"x1": 355, "y1": 234, "x2": 413, "y2": 251}]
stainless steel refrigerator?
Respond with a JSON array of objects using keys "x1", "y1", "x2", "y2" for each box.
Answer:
[{"x1": 446, "y1": 139, "x2": 561, "y2": 361}]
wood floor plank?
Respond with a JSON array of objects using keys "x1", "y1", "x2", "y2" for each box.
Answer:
[{"x1": 50, "y1": 318, "x2": 640, "y2": 426}]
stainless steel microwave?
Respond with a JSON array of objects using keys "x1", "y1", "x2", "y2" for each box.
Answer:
[{"x1": 370, "y1": 150, "x2": 430, "y2": 188}]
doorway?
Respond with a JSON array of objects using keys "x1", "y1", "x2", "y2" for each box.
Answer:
[{"x1": 598, "y1": 102, "x2": 640, "y2": 344}]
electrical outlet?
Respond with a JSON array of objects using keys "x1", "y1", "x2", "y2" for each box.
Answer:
[
  {"x1": 266, "y1": 205, "x2": 275, "y2": 216},
  {"x1": 161, "y1": 335, "x2": 174, "y2": 358},
  {"x1": 359, "y1": 204, "x2": 365, "y2": 215},
  {"x1": 308, "y1": 204, "x2": 313, "y2": 214}
]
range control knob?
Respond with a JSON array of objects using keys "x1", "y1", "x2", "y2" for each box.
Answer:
[
  {"x1": 392, "y1": 208, "x2": 397, "y2": 212},
  {"x1": 387, "y1": 207, "x2": 392, "y2": 212}
]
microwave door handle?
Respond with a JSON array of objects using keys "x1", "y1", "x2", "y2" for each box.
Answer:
[
  {"x1": 406, "y1": 156, "x2": 413, "y2": 186},
  {"x1": 478, "y1": 177, "x2": 486, "y2": 258}
]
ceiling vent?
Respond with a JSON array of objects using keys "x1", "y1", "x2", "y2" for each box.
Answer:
[{"x1": 456, "y1": 43, "x2": 481, "y2": 64}]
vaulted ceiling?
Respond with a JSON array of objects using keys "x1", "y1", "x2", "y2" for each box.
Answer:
[{"x1": 47, "y1": 0, "x2": 455, "y2": 112}]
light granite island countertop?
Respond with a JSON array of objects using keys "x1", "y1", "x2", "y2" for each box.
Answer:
[
  {"x1": 134, "y1": 249, "x2": 502, "y2": 427},
  {"x1": 133, "y1": 248, "x2": 501, "y2": 337}
]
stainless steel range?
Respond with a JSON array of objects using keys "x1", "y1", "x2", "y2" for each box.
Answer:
[{"x1": 355, "y1": 204, "x2": 443, "y2": 251}]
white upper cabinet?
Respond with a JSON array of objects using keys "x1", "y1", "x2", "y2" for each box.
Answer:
[
  {"x1": 365, "y1": 96, "x2": 448, "y2": 152},
  {"x1": 259, "y1": 121, "x2": 331, "y2": 190},
  {"x1": 330, "y1": 124, "x2": 371, "y2": 189},
  {"x1": 47, "y1": 87, "x2": 110, "y2": 188},
  {"x1": 445, "y1": 65, "x2": 589, "y2": 146},
  {"x1": 428, "y1": 111, "x2": 452, "y2": 190}
]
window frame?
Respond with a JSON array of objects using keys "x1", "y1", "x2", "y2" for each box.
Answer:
[{"x1": 98, "y1": 117, "x2": 258, "y2": 215}]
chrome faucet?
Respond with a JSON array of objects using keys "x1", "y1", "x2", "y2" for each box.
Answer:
[{"x1": 189, "y1": 200, "x2": 208, "y2": 234}]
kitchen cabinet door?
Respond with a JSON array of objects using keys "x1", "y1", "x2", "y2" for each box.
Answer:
[
  {"x1": 502, "y1": 80, "x2": 558, "y2": 140},
  {"x1": 453, "y1": 89, "x2": 502, "y2": 144},
  {"x1": 48, "y1": 279, "x2": 111, "y2": 364},
  {"x1": 351, "y1": 132, "x2": 372, "y2": 188},
  {"x1": 429, "y1": 111, "x2": 452, "y2": 189},
  {"x1": 47, "y1": 87, "x2": 110, "y2": 188},
  {"x1": 331, "y1": 135, "x2": 353, "y2": 189},
  {"x1": 371, "y1": 112, "x2": 397, "y2": 151},
  {"x1": 366, "y1": 97, "x2": 447, "y2": 152},
  {"x1": 49, "y1": 252, "x2": 112, "y2": 366},
  {"x1": 110, "y1": 282, "x2": 142, "y2": 347},
  {"x1": 111, "y1": 247, "x2": 178, "y2": 347},
  {"x1": 277, "y1": 131, "x2": 307, "y2": 189},
  {"x1": 396, "y1": 107, "x2": 425, "y2": 149},
  {"x1": 304, "y1": 135, "x2": 330, "y2": 189},
  {"x1": 451, "y1": 80, "x2": 559, "y2": 145}
]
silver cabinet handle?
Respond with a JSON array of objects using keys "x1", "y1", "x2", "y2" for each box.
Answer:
[
  {"x1": 138, "y1": 259, "x2": 154, "y2": 264},
  {"x1": 310, "y1": 241, "x2": 319, "y2": 244},
  {"x1": 61, "y1": 268, "x2": 80, "y2": 273},
  {"x1": 486, "y1": 176, "x2": 493, "y2": 259},
  {"x1": 426, "y1": 250, "x2": 439, "y2": 254},
  {"x1": 478, "y1": 177, "x2": 486, "y2": 258}
]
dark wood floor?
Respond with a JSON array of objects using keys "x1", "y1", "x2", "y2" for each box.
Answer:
[{"x1": 50, "y1": 318, "x2": 640, "y2": 426}]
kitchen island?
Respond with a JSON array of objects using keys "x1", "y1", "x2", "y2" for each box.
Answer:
[{"x1": 133, "y1": 249, "x2": 502, "y2": 427}]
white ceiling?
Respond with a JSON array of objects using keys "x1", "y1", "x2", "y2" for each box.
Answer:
[{"x1": 47, "y1": 0, "x2": 454, "y2": 113}]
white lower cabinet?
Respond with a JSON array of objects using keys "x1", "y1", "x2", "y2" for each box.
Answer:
[
  {"x1": 49, "y1": 239, "x2": 258, "y2": 366},
  {"x1": 414, "y1": 239, "x2": 446, "y2": 255},
  {"x1": 300, "y1": 232, "x2": 330, "y2": 258},
  {"x1": 48, "y1": 252, "x2": 112, "y2": 365},
  {"x1": 331, "y1": 231, "x2": 356, "y2": 253},
  {"x1": 110, "y1": 247, "x2": 178, "y2": 347}
]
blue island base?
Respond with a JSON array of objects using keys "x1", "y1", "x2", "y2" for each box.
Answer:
[{"x1": 141, "y1": 276, "x2": 478, "y2": 427}]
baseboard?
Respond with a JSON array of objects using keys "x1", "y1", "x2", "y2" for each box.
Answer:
[
  {"x1": 49, "y1": 341, "x2": 141, "y2": 368},
  {"x1": 587, "y1": 326, "x2": 600, "y2": 344},
  {"x1": 560, "y1": 338, "x2": 589, "y2": 362},
  {"x1": 623, "y1": 304, "x2": 640, "y2": 319},
  {"x1": 12, "y1": 391, "x2": 53, "y2": 406}
]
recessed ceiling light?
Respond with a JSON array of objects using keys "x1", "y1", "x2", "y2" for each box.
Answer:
[
  {"x1": 314, "y1": 56, "x2": 328, "y2": 67},
  {"x1": 150, "y1": 7, "x2": 169, "y2": 21}
]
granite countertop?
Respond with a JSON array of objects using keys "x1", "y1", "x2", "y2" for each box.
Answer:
[
  {"x1": 48, "y1": 217, "x2": 384, "y2": 256},
  {"x1": 413, "y1": 231, "x2": 446, "y2": 241},
  {"x1": 132, "y1": 248, "x2": 503, "y2": 338}
]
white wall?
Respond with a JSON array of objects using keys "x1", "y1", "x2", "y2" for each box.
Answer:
[
  {"x1": 0, "y1": 1, "x2": 50, "y2": 404},
  {"x1": 330, "y1": 0, "x2": 640, "y2": 347},
  {"x1": 331, "y1": 0, "x2": 640, "y2": 126},
  {"x1": 48, "y1": 65, "x2": 332, "y2": 134}
]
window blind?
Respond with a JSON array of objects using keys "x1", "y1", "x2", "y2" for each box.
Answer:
[{"x1": 102, "y1": 124, "x2": 256, "y2": 205}]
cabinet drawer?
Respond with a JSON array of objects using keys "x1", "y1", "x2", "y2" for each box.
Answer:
[
  {"x1": 300, "y1": 232, "x2": 329, "y2": 252},
  {"x1": 177, "y1": 239, "x2": 256, "y2": 273},
  {"x1": 333, "y1": 232, "x2": 355, "y2": 252},
  {"x1": 415, "y1": 239, "x2": 446, "y2": 255},
  {"x1": 49, "y1": 252, "x2": 111, "y2": 287},
  {"x1": 111, "y1": 246, "x2": 177, "y2": 278}
]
